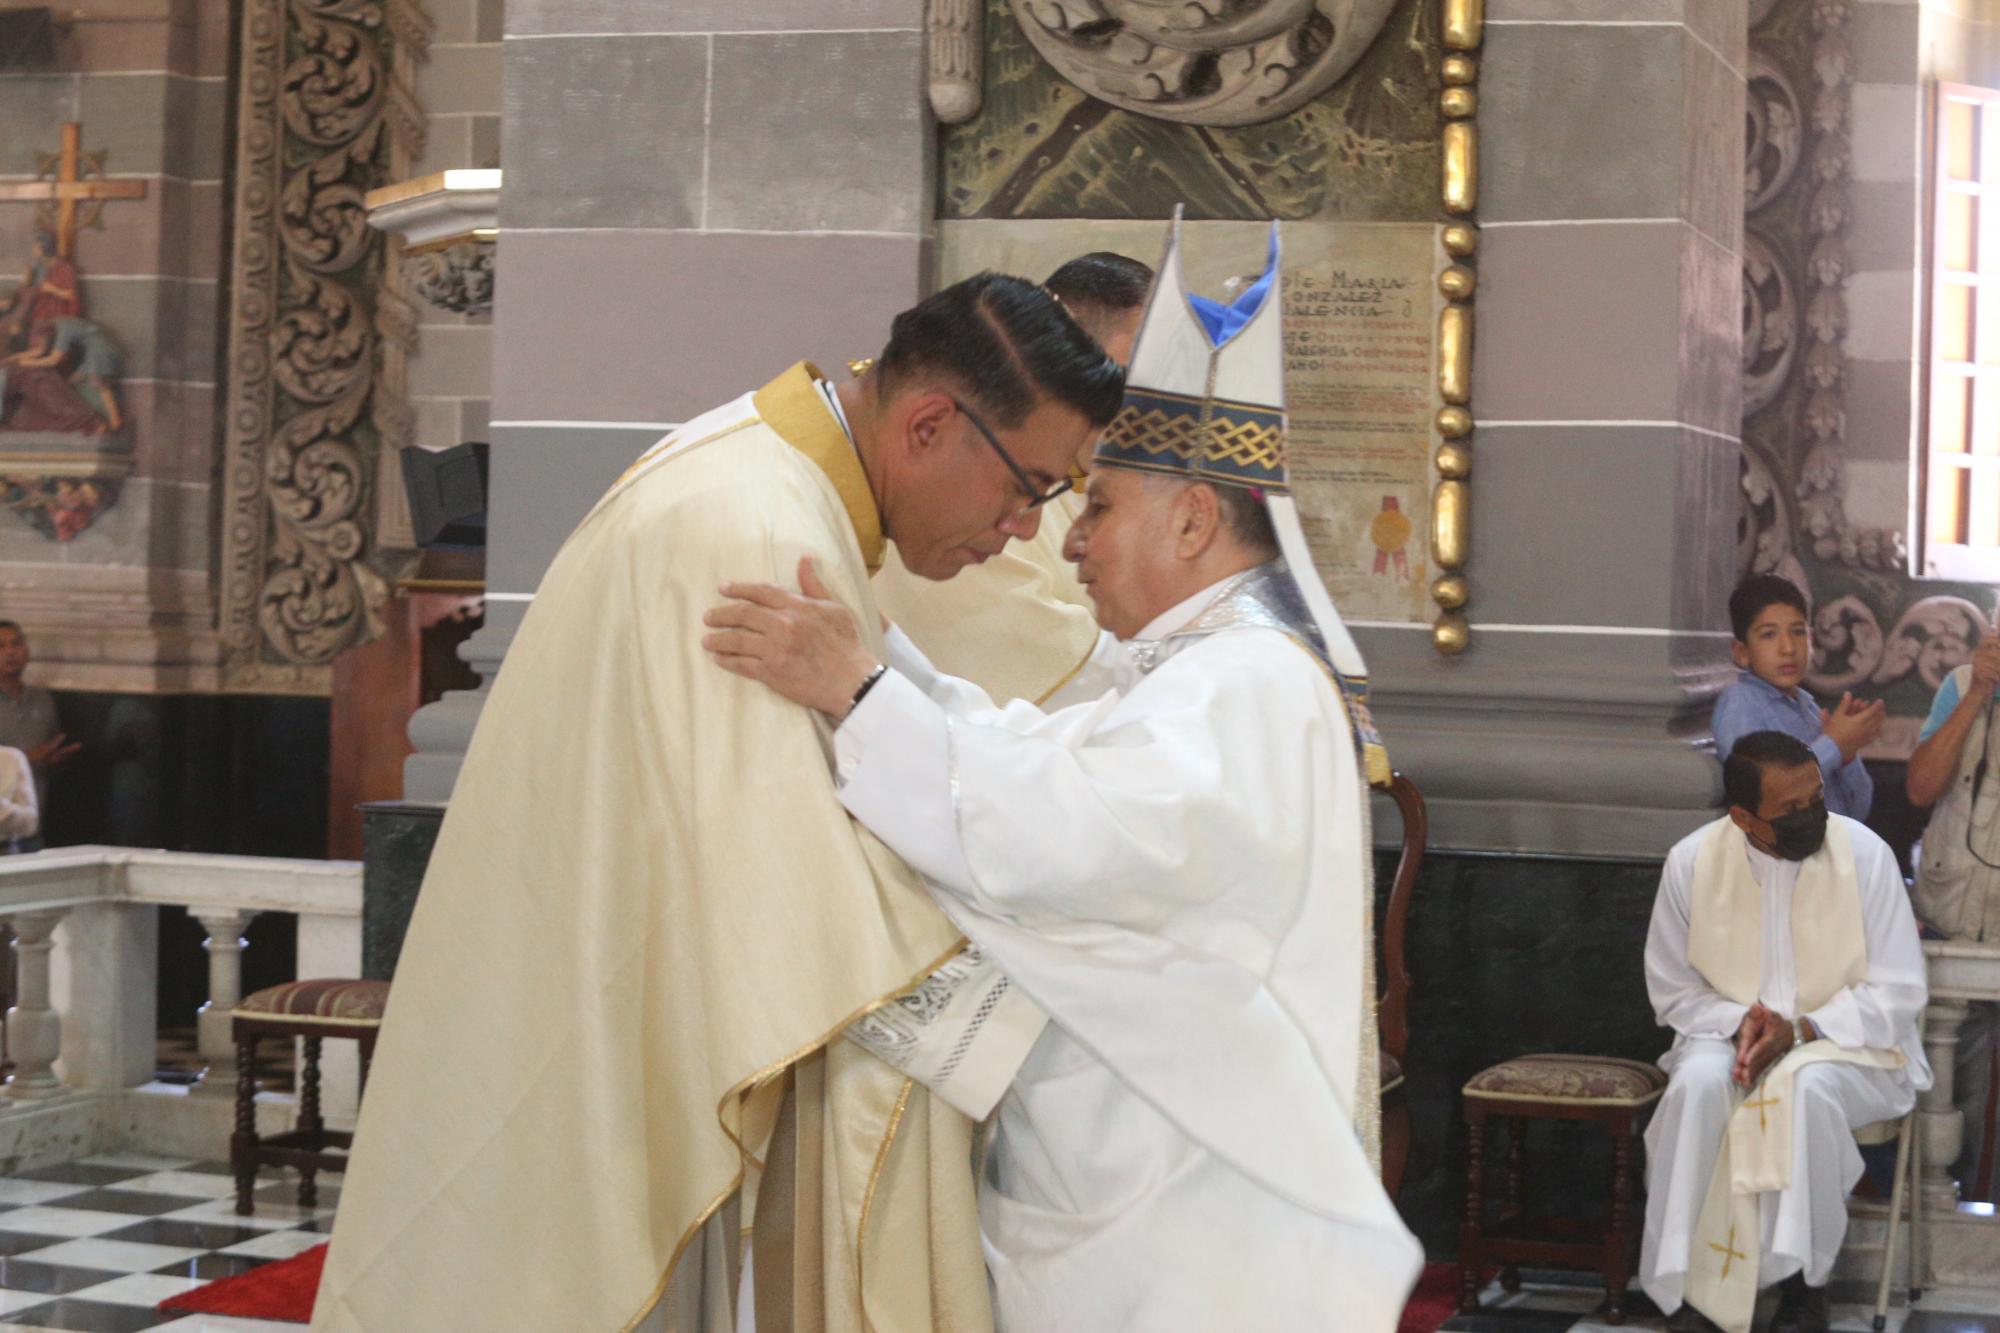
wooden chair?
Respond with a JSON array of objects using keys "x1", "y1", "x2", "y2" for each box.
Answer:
[
  {"x1": 230, "y1": 978, "x2": 389, "y2": 1216},
  {"x1": 1379, "y1": 772, "x2": 1426, "y2": 1199}
]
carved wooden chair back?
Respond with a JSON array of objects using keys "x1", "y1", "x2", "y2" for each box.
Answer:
[{"x1": 1379, "y1": 772, "x2": 1427, "y2": 1065}]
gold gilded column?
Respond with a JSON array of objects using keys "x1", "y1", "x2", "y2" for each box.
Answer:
[{"x1": 1433, "y1": 0, "x2": 1481, "y2": 655}]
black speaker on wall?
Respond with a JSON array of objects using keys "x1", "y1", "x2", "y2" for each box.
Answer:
[{"x1": 0, "y1": 9, "x2": 56, "y2": 71}]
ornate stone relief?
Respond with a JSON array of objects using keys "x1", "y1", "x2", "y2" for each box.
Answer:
[
  {"x1": 218, "y1": 0, "x2": 429, "y2": 693},
  {"x1": 406, "y1": 241, "x2": 493, "y2": 317},
  {"x1": 1007, "y1": 0, "x2": 1401, "y2": 127},
  {"x1": 1745, "y1": 0, "x2": 1990, "y2": 745}
]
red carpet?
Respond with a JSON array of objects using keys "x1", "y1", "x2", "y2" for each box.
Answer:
[
  {"x1": 1399, "y1": 1262, "x2": 1470, "y2": 1333},
  {"x1": 158, "y1": 1241, "x2": 326, "y2": 1323},
  {"x1": 156, "y1": 1244, "x2": 1459, "y2": 1329}
]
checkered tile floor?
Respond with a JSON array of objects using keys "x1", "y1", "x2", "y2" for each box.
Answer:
[
  {"x1": 0, "y1": 1154, "x2": 332, "y2": 1331},
  {"x1": 1443, "y1": 1268, "x2": 2000, "y2": 1331}
]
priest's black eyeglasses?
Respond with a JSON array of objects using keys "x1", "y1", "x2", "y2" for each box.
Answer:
[{"x1": 953, "y1": 398, "x2": 1073, "y2": 509}]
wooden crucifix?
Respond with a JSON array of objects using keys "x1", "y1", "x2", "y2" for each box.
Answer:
[{"x1": 0, "y1": 123, "x2": 147, "y2": 258}]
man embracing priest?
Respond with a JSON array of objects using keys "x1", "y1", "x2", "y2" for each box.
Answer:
[{"x1": 1642, "y1": 730, "x2": 1930, "y2": 1333}]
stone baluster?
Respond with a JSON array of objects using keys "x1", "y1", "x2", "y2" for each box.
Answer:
[
  {"x1": 193, "y1": 910, "x2": 256, "y2": 1075},
  {"x1": 6, "y1": 910, "x2": 68, "y2": 1100},
  {"x1": 1918, "y1": 998, "x2": 1970, "y2": 1217}
]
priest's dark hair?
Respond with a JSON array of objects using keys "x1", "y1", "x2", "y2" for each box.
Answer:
[
  {"x1": 873, "y1": 272, "x2": 1125, "y2": 430},
  {"x1": 1728, "y1": 572, "x2": 1809, "y2": 643},
  {"x1": 1722, "y1": 729, "x2": 1818, "y2": 812},
  {"x1": 1044, "y1": 252, "x2": 1154, "y2": 335}
]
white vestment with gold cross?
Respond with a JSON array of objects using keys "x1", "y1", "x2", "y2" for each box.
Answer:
[{"x1": 1639, "y1": 814, "x2": 1931, "y2": 1330}]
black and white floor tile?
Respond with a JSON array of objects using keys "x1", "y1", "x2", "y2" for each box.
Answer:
[
  {"x1": 1442, "y1": 1268, "x2": 2000, "y2": 1333},
  {"x1": 0, "y1": 1153, "x2": 332, "y2": 1332}
]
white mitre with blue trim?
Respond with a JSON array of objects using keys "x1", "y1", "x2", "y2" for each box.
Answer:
[{"x1": 1097, "y1": 213, "x2": 1390, "y2": 787}]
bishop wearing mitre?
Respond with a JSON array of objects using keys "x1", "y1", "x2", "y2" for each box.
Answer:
[
  {"x1": 706, "y1": 219, "x2": 1425, "y2": 1330},
  {"x1": 310, "y1": 275, "x2": 1121, "y2": 1333}
]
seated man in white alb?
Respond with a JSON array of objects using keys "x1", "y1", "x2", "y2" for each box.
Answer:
[
  {"x1": 1641, "y1": 729, "x2": 1930, "y2": 1333},
  {"x1": 704, "y1": 220, "x2": 1422, "y2": 1332}
]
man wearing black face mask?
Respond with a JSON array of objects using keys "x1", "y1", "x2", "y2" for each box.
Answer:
[{"x1": 1640, "y1": 731, "x2": 1930, "y2": 1333}]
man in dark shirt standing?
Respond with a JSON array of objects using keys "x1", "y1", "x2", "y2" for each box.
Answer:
[{"x1": 0, "y1": 622, "x2": 77, "y2": 849}]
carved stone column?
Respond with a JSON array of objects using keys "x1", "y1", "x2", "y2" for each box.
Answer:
[
  {"x1": 193, "y1": 909, "x2": 256, "y2": 1073},
  {"x1": 1920, "y1": 999, "x2": 1970, "y2": 1215},
  {"x1": 6, "y1": 910, "x2": 68, "y2": 1100}
]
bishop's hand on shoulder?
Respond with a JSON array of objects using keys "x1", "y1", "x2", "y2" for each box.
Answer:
[{"x1": 704, "y1": 556, "x2": 881, "y2": 718}]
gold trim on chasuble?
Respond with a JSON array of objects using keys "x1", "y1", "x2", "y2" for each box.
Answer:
[
  {"x1": 623, "y1": 938, "x2": 972, "y2": 1333},
  {"x1": 754, "y1": 362, "x2": 886, "y2": 574}
]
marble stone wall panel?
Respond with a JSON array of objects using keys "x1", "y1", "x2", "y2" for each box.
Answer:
[
  {"x1": 1845, "y1": 267, "x2": 1921, "y2": 363},
  {"x1": 706, "y1": 31, "x2": 928, "y2": 235},
  {"x1": 0, "y1": 77, "x2": 80, "y2": 175},
  {"x1": 500, "y1": 34, "x2": 708, "y2": 230},
  {"x1": 1677, "y1": 226, "x2": 1744, "y2": 439},
  {"x1": 1681, "y1": 28, "x2": 1747, "y2": 255},
  {"x1": 492, "y1": 229, "x2": 927, "y2": 423},
  {"x1": 406, "y1": 325, "x2": 494, "y2": 400},
  {"x1": 1853, "y1": 0, "x2": 1924, "y2": 83},
  {"x1": 123, "y1": 381, "x2": 216, "y2": 482},
  {"x1": 1475, "y1": 221, "x2": 1685, "y2": 423},
  {"x1": 1480, "y1": 24, "x2": 1689, "y2": 223},
  {"x1": 507, "y1": 0, "x2": 924, "y2": 35},
  {"x1": 470, "y1": 115, "x2": 501, "y2": 170},
  {"x1": 1845, "y1": 357, "x2": 1921, "y2": 463},
  {"x1": 62, "y1": 10, "x2": 198, "y2": 74},
  {"x1": 1491, "y1": 0, "x2": 1747, "y2": 65},
  {"x1": 147, "y1": 276, "x2": 216, "y2": 385},
  {"x1": 1847, "y1": 178, "x2": 1922, "y2": 273},
  {"x1": 476, "y1": 0, "x2": 503, "y2": 43},
  {"x1": 1851, "y1": 83, "x2": 1923, "y2": 184},
  {"x1": 1671, "y1": 429, "x2": 1742, "y2": 637},
  {"x1": 194, "y1": 3, "x2": 230, "y2": 77},
  {"x1": 461, "y1": 399, "x2": 491, "y2": 441},
  {"x1": 1467, "y1": 424, "x2": 1693, "y2": 629},
  {"x1": 425, "y1": 0, "x2": 484, "y2": 45},
  {"x1": 76, "y1": 73, "x2": 225, "y2": 181},
  {"x1": 484, "y1": 424, "x2": 665, "y2": 596},
  {"x1": 418, "y1": 43, "x2": 504, "y2": 118}
]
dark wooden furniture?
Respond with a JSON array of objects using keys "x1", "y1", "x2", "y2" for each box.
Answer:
[
  {"x1": 1458, "y1": 1053, "x2": 1667, "y2": 1323},
  {"x1": 1379, "y1": 772, "x2": 1427, "y2": 1198},
  {"x1": 230, "y1": 977, "x2": 389, "y2": 1216}
]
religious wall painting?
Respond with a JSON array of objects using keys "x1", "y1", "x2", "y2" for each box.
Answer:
[
  {"x1": 0, "y1": 123, "x2": 148, "y2": 541},
  {"x1": 1742, "y1": 0, "x2": 1996, "y2": 758}
]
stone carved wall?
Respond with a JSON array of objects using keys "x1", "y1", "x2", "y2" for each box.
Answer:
[
  {"x1": 218, "y1": 0, "x2": 429, "y2": 694},
  {"x1": 1744, "y1": 0, "x2": 1994, "y2": 756},
  {"x1": 1007, "y1": 0, "x2": 1401, "y2": 127}
]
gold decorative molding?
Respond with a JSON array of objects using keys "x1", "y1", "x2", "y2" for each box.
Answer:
[
  {"x1": 1432, "y1": 0, "x2": 1481, "y2": 654},
  {"x1": 216, "y1": 0, "x2": 432, "y2": 694}
]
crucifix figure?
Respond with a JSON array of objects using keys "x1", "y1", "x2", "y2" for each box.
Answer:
[{"x1": 0, "y1": 122, "x2": 148, "y2": 259}]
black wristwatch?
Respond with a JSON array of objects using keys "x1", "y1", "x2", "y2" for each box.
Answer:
[{"x1": 845, "y1": 664, "x2": 888, "y2": 718}]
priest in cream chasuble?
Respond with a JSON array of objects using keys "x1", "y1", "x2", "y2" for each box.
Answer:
[
  {"x1": 871, "y1": 251, "x2": 1153, "y2": 710},
  {"x1": 1641, "y1": 730, "x2": 1929, "y2": 1333},
  {"x1": 311, "y1": 275, "x2": 1120, "y2": 1333},
  {"x1": 706, "y1": 220, "x2": 1422, "y2": 1332}
]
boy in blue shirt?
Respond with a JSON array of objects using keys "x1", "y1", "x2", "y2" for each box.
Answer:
[{"x1": 1711, "y1": 573, "x2": 1882, "y2": 819}]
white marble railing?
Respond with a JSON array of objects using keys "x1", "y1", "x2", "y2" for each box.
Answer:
[{"x1": 0, "y1": 846, "x2": 360, "y2": 1163}]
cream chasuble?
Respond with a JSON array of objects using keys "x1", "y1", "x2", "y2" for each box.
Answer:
[
  {"x1": 1653, "y1": 816, "x2": 1926, "y2": 1333},
  {"x1": 312, "y1": 364, "x2": 989, "y2": 1333}
]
